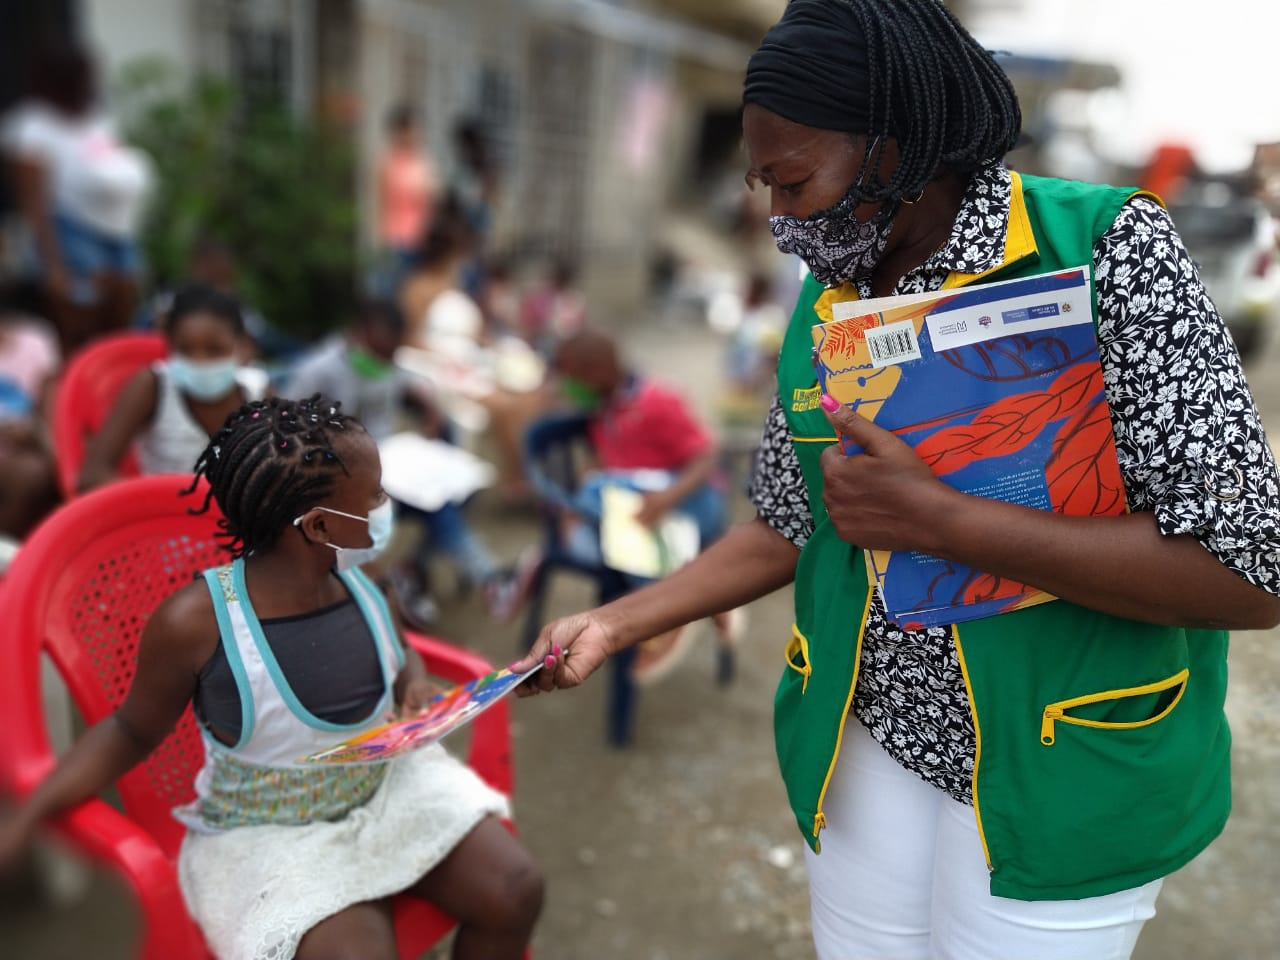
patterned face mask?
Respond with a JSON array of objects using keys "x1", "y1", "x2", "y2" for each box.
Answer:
[{"x1": 768, "y1": 140, "x2": 898, "y2": 287}]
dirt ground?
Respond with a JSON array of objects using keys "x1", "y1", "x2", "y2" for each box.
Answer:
[{"x1": 3, "y1": 320, "x2": 1279, "y2": 959}]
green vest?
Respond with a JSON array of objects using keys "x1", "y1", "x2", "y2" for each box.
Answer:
[{"x1": 775, "y1": 172, "x2": 1232, "y2": 901}]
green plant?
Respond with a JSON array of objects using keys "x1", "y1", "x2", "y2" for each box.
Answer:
[{"x1": 115, "y1": 58, "x2": 358, "y2": 343}]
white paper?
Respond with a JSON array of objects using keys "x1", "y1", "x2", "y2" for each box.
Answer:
[
  {"x1": 378, "y1": 432, "x2": 497, "y2": 512},
  {"x1": 599, "y1": 485, "x2": 700, "y2": 579}
]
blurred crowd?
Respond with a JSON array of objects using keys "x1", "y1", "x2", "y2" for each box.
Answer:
[{"x1": 0, "y1": 40, "x2": 787, "y2": 676}]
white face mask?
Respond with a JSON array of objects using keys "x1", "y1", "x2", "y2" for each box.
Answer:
[
  {"x1": 168, "y1": 355, "x2": 239, "y2": 401},
  {"x1": 293, "y1": 500, "x2": 394, "y2": 572}
]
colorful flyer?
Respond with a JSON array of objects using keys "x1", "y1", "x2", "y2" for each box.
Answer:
[
  {"x1": 813, "y1": 266, "x2": 1127, "y2": 628},
  {"x1": 300, "y1": 662, "x2": 543, "y2": 765}
]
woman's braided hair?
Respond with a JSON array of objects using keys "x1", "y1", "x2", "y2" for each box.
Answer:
[
  {"x1": 841, "y1": 0, "x2": 1023, "y2": 203},
  {"x1": 184, "y1": 395, "x2": 361, "y2": 558}
]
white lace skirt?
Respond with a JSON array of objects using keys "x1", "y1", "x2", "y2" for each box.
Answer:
[{"x1": 177, "y1": 743, "x2": 509, "y2": 960}]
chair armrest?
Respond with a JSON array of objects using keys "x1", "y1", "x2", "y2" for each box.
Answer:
[
  {"x1": 49, "y1": 798, "x2": 209, "y2": 960},
  {"x1": 403, "y1": 632, "x2": 513, "y2": 796}
]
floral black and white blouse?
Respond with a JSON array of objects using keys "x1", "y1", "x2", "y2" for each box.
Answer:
[{"x1": 747, "y1": 161, "x2": 1280, "y2": 804}]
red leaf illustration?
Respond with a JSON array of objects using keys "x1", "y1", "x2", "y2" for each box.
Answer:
[
  {"x1": 1046, "y1": 398, "x2": 1127, "y2": 516},
  {"x1": 821, "y1": 315, "x2": 880, "y2": 359}
]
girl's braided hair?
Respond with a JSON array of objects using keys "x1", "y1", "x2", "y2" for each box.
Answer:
[{"x1": 184, "y1": 395, "x2": 361, "y2": 558}]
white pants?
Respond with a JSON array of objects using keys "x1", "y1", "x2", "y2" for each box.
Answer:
[{"x1": 805, "y1": 719, "x2": 1163, "y2": 960}]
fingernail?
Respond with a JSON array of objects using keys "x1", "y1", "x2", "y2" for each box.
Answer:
[
  {"x1": 552, "y1": 644, "x2": 563, "y2": 657},
  {"x1": 820, "y1": 393, "x2": 839, "y2": 412},
  {"x1": 507, "y1": 661, "x2": 522, "y2": 671},
  {"x1": 544, "y1": 654, "x2": 556, "y2": 667}
]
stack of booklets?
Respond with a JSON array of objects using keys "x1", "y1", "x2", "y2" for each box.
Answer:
[{"x1": 811, "y1": 266, "x2": 1126, "y2": 628}]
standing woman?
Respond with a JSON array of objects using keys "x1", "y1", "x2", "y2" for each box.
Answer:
[
  {"x1": 517, "y1": 2, "x2": 1280, "y2": 959},
  {"x1": 0, "y1": 41, "x2": 152, "y2": 353}
]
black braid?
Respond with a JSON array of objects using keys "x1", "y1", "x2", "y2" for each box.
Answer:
[
  {"x1": 837, "y1": 0, "x2": 1022, "y2": 202},
  {"x1": 183, "y1": 395, "x2": 361, "y2": 558}
]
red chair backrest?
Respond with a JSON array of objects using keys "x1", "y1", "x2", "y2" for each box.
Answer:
[
  {"x1": 52, "y1": 331, "x2": 168, "y2": 497},
  {"x1": 0, "y1": 475, "x2": 228, "y2": 859}
]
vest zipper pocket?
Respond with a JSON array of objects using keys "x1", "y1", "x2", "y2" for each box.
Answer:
[
  {"x1": 785, "y1": 625, "x2": 813, "y2": 694},
  {"x1": 1040, "y1": 668, "x2": 1190, "y2": 746}
]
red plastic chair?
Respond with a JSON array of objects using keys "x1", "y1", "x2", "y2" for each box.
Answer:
[
  {"x1": 0, "y1": 475, "x2": 519, "y2": 959},
  {"x1": 51, "y1": 331, "x2": 168, "y2": 497}
]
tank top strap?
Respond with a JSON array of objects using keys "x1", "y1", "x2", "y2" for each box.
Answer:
[
  {"x1": 200, "y1": 558, "x2": 262, "y2": 748},
  {"x1": 337, "y1": 566, "x2": 406, "y2": 684}
]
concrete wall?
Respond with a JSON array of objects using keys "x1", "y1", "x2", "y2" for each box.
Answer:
[{"x1": 81, "y1": 0, "x2": 193, "y2": 90}]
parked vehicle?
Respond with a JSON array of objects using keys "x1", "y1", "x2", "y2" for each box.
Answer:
[{"x1": 1169, "y1": 181, "x2": 1280, "y2": 361}]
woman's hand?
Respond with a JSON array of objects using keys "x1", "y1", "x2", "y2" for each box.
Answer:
[
  {"x1": 819, "y1": 397, "x2": 957, "y2": 553},
  {"x1": 512, "y1": 610, "x2": 620, "y2": 697}
]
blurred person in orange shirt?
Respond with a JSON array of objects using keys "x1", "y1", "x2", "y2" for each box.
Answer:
[{"x1": 375, "y1": 104, "x2": 439, "y2": 297}]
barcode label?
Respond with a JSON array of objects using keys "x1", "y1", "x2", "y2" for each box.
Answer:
[{"x1": 864, "y1": 319, "x2": 922, "y2": 368}]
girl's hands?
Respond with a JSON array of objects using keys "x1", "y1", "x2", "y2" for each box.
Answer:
[
  {"x1": 0, "y1": 808, "x2": 34, "y2": 880},
  {"x1": 397, "y1": 678, "x2": 444, "y2": 719}
]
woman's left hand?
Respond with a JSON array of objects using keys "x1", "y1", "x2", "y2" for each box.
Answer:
[{"x1": 819, "y1": 397, "x2": 958, "y2": 553}]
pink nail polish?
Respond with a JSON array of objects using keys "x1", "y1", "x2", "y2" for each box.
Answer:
[
  {"x1": 820, "y1": 393, "x2": 840, "y2": 412},
  {"x1": 544, "y1": 654, "x2": 556, "y2": 667},
  {"x1": 552, "y1": 644, "x2": 563, "y2": 657},
  {"x1": 507, "y1": 661, "x2": 522, "y2": 672}
]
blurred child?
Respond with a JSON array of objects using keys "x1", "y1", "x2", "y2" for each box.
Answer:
[
  {"x1": 527, "y1": 328, "x2": 744, "y2": 683},
  {"x1": 135, "y1": 237, "x2": 304, "y2": 367},
  {"x1": 77, "y1": 285, "x2": 267, "y2": 490},
  {"x1": 400, "y1": 202, "x2": 549, "y2": 504},
  {"x1": 0, "y1": 304, "x2": 59, "y2": 557},
  {"x1": 375, "y1": 104, "x2": 439, "y2": 297},
  {"x1": 285, "y1": 299, "x2": 515, "y2": 626},
  {"x1": 0, "y1": 395, "x2": 543, "y2": 960},
  {"x1": 519, "y1": 257, "x2": 586, "y2": 356}
]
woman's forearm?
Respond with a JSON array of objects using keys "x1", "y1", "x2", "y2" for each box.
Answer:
[
  {"x1": 597, "y1": 516, "x2": 799, "y2": 648},
  {"x1": 932, "y1": 496, "x2": 1280, "y2": 630}
]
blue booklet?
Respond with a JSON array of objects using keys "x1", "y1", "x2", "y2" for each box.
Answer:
[{"x1": 812, "y1": 266, "x2": 1126, "y2": 628}]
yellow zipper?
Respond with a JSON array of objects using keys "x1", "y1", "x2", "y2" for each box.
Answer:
[
  {"x1": 785, "y1": 625, "x2": 813, "y2": 694},
  {"x1": 812, "y1": 587, "x2": 875, "y2": 849},
  {"x1": 951, "y1": 624, "x2": 994, "y2": 872},
  {"x1": 1039, "y1": 669, "x2": 1189, "y2": 746}
]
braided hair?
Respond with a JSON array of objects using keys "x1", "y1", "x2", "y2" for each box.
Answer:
[
  {"x1": 184, "y1": 395, "x2": 361, "y2": 558},
  {"x1": 852, "y1": 0, "x2": 1022, "y2": 201}
]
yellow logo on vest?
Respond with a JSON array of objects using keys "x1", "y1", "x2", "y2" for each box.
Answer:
[{"x1": 792, "y1": 385, "x2": 822, "y2": 412}]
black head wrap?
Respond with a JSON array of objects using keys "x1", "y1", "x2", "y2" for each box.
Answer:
[
  {"x1": 743, "y1": 0, "x2": 877, "y2": 134},
  {"x1": 742, "y1": 0, "x2": 1022, "y2": 202}
]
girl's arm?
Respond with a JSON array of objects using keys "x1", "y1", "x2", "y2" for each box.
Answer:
[
  {"x1": 380, "y1": 578, "x2": 440, "y2": 715},
  {"x1": 0, "y1": 583, "x2": 214, "y2": 865},
  {"x1": 76, "y1": 367, "x2": 160, "y2": 492}
]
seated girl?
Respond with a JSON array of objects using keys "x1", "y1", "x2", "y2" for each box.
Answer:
[
  {"x1": 77, "y1": 284, "x2": 267, "y2": 490},
  {"x1": 0, "y1": 395, "x2": 543, "y2": 959}
]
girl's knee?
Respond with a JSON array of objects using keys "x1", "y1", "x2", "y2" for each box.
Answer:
[{"x1": 494, "y1": 855, "x2": 545, "y2": 932}]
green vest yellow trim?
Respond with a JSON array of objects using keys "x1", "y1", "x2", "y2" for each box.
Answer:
[{"x1": 775, "y1": 171, "x2": 1231, "y2": 902}]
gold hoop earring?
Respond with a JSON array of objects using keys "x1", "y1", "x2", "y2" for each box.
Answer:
[{"x1": 901, "y1": 187, "x2": 925, "y2": 205}]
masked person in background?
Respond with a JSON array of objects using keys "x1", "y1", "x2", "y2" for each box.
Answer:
[
  {"x1": 522, "y1": 328, "x2": 744, "y2": 683},
  {"x1": 516, "y1": 3, "x2": 1280, "y2": 959},
  {"x1": 78, "y1": 285, "x2": 267, "y2": 491}
]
